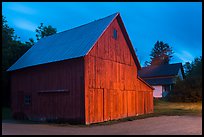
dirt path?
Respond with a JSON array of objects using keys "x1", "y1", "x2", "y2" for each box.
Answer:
[{"x1": 2, "y1": 116, "x2": 202, "y2": 135}]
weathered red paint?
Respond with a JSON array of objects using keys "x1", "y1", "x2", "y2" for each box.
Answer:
[
  {"x1": 10, "y1": 14, "x2": 153, "y2": 125},
  {"x1": 11, "y1": 58, "x2": 85, "y2": 123},
  {"x1": 84, "y1": 16, "x2": 153, "y2": 124}
]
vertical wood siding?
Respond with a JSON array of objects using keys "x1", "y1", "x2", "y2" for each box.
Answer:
[
  {"x1": 11, "y1": 58, "x2": 85, "y2": 123},
  {"x1": 84, "y1": 17, "x2": 153, "y2": 124},
  {"x1": 10, "y1": 15, "x2": 153, "y2": 125}
]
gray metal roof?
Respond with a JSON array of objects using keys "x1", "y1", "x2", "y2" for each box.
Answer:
[{"x1": 8, "y1": 13, "x2": 119, "y2": 71}]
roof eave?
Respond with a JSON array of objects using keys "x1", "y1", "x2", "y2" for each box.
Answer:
[
  {"x1": 85, "y1": 12, "x2": 141, "y2": 70},
  {"x1": 85, "y1": 12, "x2": 119, "y2": 57},
  {"x1": 138, "y1": 76, "x2": 155, "y2": 90},
  {"x1": 116, "y1": 14, "x2": 141, "y2": 70},
  {"x1": 141, "y1": 75, "x2": 177, "y2": 79}
]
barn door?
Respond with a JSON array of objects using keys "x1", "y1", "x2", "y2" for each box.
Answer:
[
  {"x1": 144, "y1": 91, "x2": 147, "y2": 113},
  {"x1": 103, "y1": 89, "x2": 111, "y2": 122},
  {"x1": 138, "y1": 91, "x2": 144, "y2": 115},
  {"x1": 144, "y1": 91, "x2": 150, "y2": 114},
  {"x1": 89, "y1": 88, "x2": 104, "y2": 123}
]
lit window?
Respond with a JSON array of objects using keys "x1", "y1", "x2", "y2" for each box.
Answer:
[{"x1": 113, "y1": 29, "x2": 117, "y2": 39}]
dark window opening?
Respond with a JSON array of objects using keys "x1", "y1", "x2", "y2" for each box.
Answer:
[
  {"x1": 24, "y1": 95, "x2": 31, "y2": 105},
  {"x1": 113, "y1": 29, "x2": 117, "y2": 39},
  {"x1": 38, "y1": 89, "x2": 70, "y2": 94},
  {"x1": 163, "y1": 85, "x2": 170, "y2": 92},
  {"x1": 162, "y1": 85, "x2": 170, "y2": 97}
]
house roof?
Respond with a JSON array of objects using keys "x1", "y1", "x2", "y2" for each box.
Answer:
[
  {"x1": 8, "y1": 12, "x2": 141, "y2": 71},
  {"x1": 143, "y1": 77, "x2": 177, "y2": 85},
  {"x1": 138, "y1": 63, "x2": 183, "y2": 78}
]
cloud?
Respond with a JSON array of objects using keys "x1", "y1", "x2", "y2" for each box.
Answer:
[
  {"x1": 13, "y1": 19, "x2": 37, "y2": 32},
  {"x1": 7, "y1": 3, "x2": 37, "y2": 15}
]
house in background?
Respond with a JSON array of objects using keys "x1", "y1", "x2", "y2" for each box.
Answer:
[
  {"x1": 138, "y1": 63, "x2": 184, "y2": 98},
  {"x1": 8, "y1": 12, "x2": 154, "y2": 125}
]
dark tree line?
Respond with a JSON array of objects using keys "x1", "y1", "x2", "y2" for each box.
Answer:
[
  {"x1": 167, "y1": 56, "x2": 202, "y2": 102},
  {"x1": 2, "y1": 15, "x2": 57, "y2": 107}
]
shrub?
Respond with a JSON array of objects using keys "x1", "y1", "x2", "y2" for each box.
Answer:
[{"x1": 167, "y1": 57, "x2": 202, "y2": 102}]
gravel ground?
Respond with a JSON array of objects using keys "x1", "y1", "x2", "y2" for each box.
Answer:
[{"x1": 2, "y1": 115, "x2": 202, "y2": 135}]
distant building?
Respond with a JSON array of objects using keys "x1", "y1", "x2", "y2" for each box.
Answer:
[
  {"x1": 138, "y1": 63, "x2": 184, "y2": 98},
  {"x1": 8, "y1": 12, "x2": 154, "y2": 125}
]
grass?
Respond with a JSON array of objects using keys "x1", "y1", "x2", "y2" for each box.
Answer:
[
  {"x1": 153, "y1": 99, "x2": 202, "y2": 116},
  {"x1": 2, "y1": 99, "x2": 202, "y2": 126}
]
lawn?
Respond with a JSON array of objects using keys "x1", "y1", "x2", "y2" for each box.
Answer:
[{"x1": 153, "y1": 99, "x2": 202, "y2": 116}]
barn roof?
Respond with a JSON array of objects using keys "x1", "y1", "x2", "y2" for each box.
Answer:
[
  {"x1": 138, "y1": 63, "x2": 183, "y2": 78},
  {"x1": 8, "y1": 12, "x2": 141, "y2": 71}
]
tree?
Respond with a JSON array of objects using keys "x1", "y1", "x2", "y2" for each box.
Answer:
[
  {"x1": 144, "y1": 61, "x2": 150, "y2": 67},
  {"x1": 186, "y1": 57, "x2": 202, "y2": 79},
  {"x1": 167, "y1": 56, "x2": 202, "y2": 102},
  {"x1": 2, "y1": 15, "x2": 20, "y2": 46},
  {"x1": 25, "y1": 38, "x2": 35, "y2": 47},
  {"x1": 183, "y1": 62, "x2": 192, "y2": 76},
  {"x1": 36, "y1": 23, "x2": 57, "y2": 40},
  {"x1": 2, "y1": 16, "x2": 58, "y2": 107},
  {"x1": 2, "y1": 16, "x2": 32, "y2": 107},
  {"x1": 2, "y1": 16, "x2": 32, "y2": 71},
  {"x1": 149, "y1": 41, "x2": 174, "y2": 65}
]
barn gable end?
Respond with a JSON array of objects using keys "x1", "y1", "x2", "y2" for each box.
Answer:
[{"x1": 84, "y1": 13, "x2": 153, "y2": 124}]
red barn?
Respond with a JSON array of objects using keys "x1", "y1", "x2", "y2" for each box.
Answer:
[{"x1": 8, "y1": 12, "x2": 154, "y2": 124}]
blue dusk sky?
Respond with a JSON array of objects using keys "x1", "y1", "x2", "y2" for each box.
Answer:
[{"x1": 2, "y1": 2, "x2": 202, "y2": 67}]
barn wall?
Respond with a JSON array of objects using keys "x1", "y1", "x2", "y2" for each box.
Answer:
[
  {"x1": 11, "y1": 57, "x2": 85, "y2": 123},
  {"x1": 137, "y1": 78, "x2": 154, "y2": 115},
  {"x1": 84, "y1": 17, "x2": 153, "y2": 124}
]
